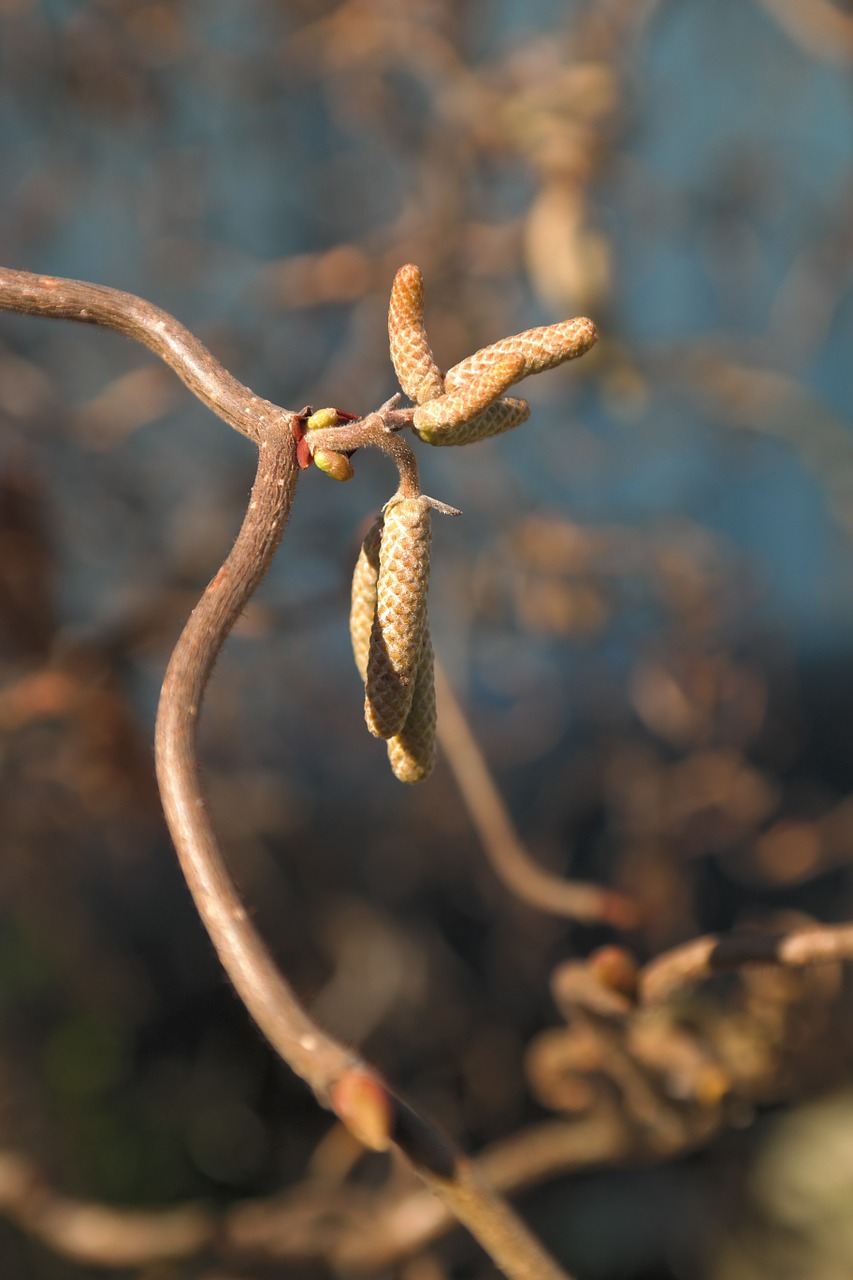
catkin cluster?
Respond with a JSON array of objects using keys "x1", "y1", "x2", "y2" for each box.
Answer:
[
  {"x1": 388, "y1": 264, "x2": 597, "y2": 446},
  {"x1": 350, "y1": 499, "x2": 437, "y2": 784},
  {"x1": 344, "y1": 265, "x2": 596, "y2": 784}
]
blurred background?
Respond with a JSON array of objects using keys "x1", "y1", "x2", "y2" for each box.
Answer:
[{"x1": 1, "y1": 1, "x2": 853, "y2": 1276}]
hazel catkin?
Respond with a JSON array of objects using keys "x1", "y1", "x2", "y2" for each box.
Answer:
[
  {"x1": 444, "y1": 316, "x2": 597, "y2": 392},
  {"x1": 388, "y1": 264, "x2": 444, "y2": 406},
  {"x1": 350, "y1": 516, "x2": 383, "y2": 684},
  {"x1": 386, "y1": 634, "x2": 437, "y2": 783},
  {"x1": 413, "y1": 354, "x2": 525, "y2": 445},
  {"x1": 364, "y1": 495, "x2": 432, "y2": 740}
]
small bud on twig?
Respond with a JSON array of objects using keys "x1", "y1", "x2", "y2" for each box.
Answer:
[
  {"x1": 305, "y1": 407, "x2": 341, "y2": 431},
  {"x1": 312, "y1": 448, "x2": 354, "y2": 482},
  {"x1": 330, "y1": 1068, "x2": 394, "y2": 1151}
]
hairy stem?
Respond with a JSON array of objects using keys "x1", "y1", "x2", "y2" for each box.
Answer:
[{"x1": 0, "y1": 267, "x2": 289, "y2": 444}]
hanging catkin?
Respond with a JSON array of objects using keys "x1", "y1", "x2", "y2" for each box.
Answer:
[
  {"x1": 388, "y1": 264, "x2": 444, "y2": 406},
  {"x1": 386, "y1": 634, "x2": 437, "y2": 783},
  {"x1": 365, "y1": 495, "x2": 432, "y2": 739},
  {"x1": 350, "y1": 516, "x2": 383, "y2": 684}
]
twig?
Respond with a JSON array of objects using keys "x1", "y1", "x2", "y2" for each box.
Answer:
[
  {"x1": 434, "y1": 659, "x2": 640, "y2": 928},
  {"x1": 640, "y1": 921, "x2": 853, "y2": 1004},
  {"x1": 0, "y1": 1116, "x2": 627, "y2": 1272},
  {"x1": 0, "y1": 267, "x2": 290, "y2": 445},
  {"x1": 0, "y1": 267, "x2": 572, "y2": 1280},
  {"x1": 0, "y1": 1150, "x2": 214, "y2": 1268}
]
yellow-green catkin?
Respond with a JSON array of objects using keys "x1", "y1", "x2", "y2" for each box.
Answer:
[
  {"x1": 365, "y1": 495, "x2": 432, "y2": 739},
  {"x1": 387, "y1": 634, "x2": 437, "y2": 783},
  {"x1": 350, "y1": 517, "x2": 384, "y2": 684},
  {"x1": 413, "y1": 354, "x2": 525, "y2": 445},
  {"x1": 444, "y1": 316, "x2": 597, "y2": 391},
  {"x1": 388, "y1": 264, "x2": 444, "y2": 406}
]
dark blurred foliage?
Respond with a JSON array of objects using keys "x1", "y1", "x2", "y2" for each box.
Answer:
[{"x1": 1, "y1": 1, "x2": 853, "y2": 1277}]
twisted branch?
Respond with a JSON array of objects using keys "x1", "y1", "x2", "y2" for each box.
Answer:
[{"x1": 0, "y1": 267, "x2": 570, "y2": 1280}]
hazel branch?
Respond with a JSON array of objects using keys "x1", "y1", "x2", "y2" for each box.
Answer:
[{"x1": 0, "y1": 265, "x2": 573, "y2": 1280}]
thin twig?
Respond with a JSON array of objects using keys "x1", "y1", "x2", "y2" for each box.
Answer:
[
  {"x1": 0, "y1": 1115, "x2": 627, "y2": 1272},
  {"x1": 434, "y1": 659, "x2": 640, "y2": 928},
  {"x1": 640, "y1": 921, "x2": 853, "y2": 1004}
]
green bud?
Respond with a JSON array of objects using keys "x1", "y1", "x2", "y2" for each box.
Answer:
[
  {"x1": 306, "y1": 407, "x2": 340, "y2": 431},
  {"x1": 313, "y1": 449, "x2": 354, "y2": 481}
]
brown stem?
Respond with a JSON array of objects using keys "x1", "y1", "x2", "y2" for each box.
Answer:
[
  {"x1": 434, "y1": 660, "x2": 639, "y2": 928},
  {"x1": 155, "y1": 430, "x2": 368, "y2": 1094},
  {"x1": 155, "y1": 438, "x2": 571, "y2": 1280},
  {"x1": 0, "y1": 267, "x2": 288, "y2": 445},
  {"x1": 308, "y1": 407, "x2": 421, "y2": 497},
  {"x1": 640, "y1": 921, "x2": 853, "y2": 1004},
  {"x1": 1, "y1": 263, "x2": 573, "y2": 1280}
]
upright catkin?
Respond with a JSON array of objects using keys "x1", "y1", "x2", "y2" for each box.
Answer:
[
  {"x1": 388, "y1": 264, "x2": 444, "y2": 405},
  {"x1": 350, "y1": 516, "x2": 383, "y2": 683},
  {"x1": 365, "y1": 496, "x2": 432, "y2": 739},
  {"x1": 444, "y1": 316, "x2": 597, "y2": 391},
  {"x1": 387, "y1": 634, "x2": 437, "y2": 783}
]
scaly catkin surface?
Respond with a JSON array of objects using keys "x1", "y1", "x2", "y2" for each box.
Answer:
[
  {"x1": 444, "y1": 317, "x2": 597, "y2": 391},
  {"x1": 387, "y1": 634, "x2": 437, "y2": 783},
  {"x1": 365, "y1": 496, "x2": 432, "y2": 739},
  {"x1": 388, "y1": 264, "x2": 444, "y2": 405},
  {"x1": 413, "y1": 354, "x2": 523, "y2": 443},
  {"x1": 416, "y1": 394, "x2": 531, "y2": 446},
  {"x1": 350, "y1": 517, "x2": 383, "y2": 683}
]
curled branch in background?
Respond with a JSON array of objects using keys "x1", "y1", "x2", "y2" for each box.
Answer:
[{"x1": 435, "y1": 659, "x2": 639, "y2": 927}]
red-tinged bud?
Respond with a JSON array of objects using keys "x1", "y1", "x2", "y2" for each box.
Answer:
[
  {"x1": 331, "y1": 1069, "x2": 393, "y2": 1151},
  {"x1": 587, "y1": 946, "x2": 639, "y2": 999}
]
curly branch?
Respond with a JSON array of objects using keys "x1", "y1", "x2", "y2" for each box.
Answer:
[
  {"x1": 0, "y1": 267, "x2": 571, "y2": 1280},
  {"x1": 434, "y1": 660, "x2": 639, "y2": 927}
]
